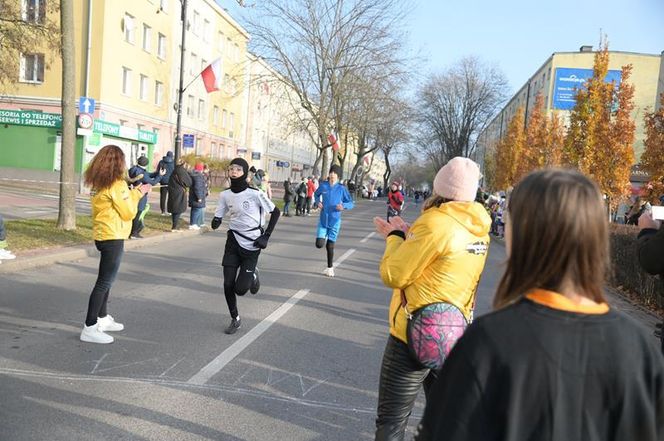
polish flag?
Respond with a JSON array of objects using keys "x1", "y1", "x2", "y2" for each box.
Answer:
[
  {"x1": 328, "y1": 133, "x2": 340, "y2": 152},
  {"x1": 201, "y1": 58, "x2": 222, "y2": 93}
]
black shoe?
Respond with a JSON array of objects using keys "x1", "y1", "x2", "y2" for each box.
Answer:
[
  {"x1": 132, "y1": 233, "x2": 144, "y2": 239},
  {"x1": 224, "y1": 317, "x2": 241, "y2": 335},
  {"x1": 250, "y1": 269, "x2": 260, "y2": 294}
]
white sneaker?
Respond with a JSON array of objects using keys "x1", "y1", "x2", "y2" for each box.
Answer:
[
  {"x1": 188, "y1": 224, "x2": 200, "y2": 230},
  {"x1": 80, "y1": 323, "x2": 114, "y2": 344},
  {"x1": 323, "y1": 267, "x2": 335, "y2": 277},
  {"x1": 97, "y1": 314, "x2": 124, "y2": 332},
  {"x1": 0, "y1": 249, "x2": 16, "y2": 260}
]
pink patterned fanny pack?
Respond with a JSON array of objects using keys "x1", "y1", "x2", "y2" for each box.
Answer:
[{"x1": 400, "y1": 291, "x2": 469, "y2": 370}]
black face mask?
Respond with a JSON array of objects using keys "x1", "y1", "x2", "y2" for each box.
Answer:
[{"x1": 229, "y1": 158, "x2": 249, "y2": 193}]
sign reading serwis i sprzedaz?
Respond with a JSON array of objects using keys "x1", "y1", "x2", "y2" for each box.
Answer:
[{"x1": 0, "y1": 110, "x2": 62, "y2": 128}]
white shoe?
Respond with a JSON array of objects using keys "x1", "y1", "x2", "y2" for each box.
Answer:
[
  {"x1": 80, "y1": 323, "x2": 114, "y2": 344},
  {"x1": 97, "y1": 314, "x2": 124, "y2": 332},
  {"x1": 189, "y1": 224, "x2": 200, "y2": 230},
  {"x1": 0, "y1": 249, "x2": 16, "y2": 260},
  {"x1": 323, "y1": 267, "x2": 335, "y2": 277}
]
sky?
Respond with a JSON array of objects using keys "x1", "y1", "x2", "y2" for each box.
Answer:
[{"x1": 217, "y1": 0, "x2": 664, "y2": 96}]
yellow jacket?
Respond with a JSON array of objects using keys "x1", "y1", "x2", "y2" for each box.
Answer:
[
  {"x1": 380, "y1": 201, "x2": 491, "y2": 344},
  {"x1": 91, "y1": 179, "x2": 143, "y2": 241}
]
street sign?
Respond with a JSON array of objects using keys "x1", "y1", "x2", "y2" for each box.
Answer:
[
  {"x1": 251, "y1": 152, "x2": 261, "y2": 160},
  {"x1": 78, "y1": 113, "x2": 94, "y2": 129},
  {"x1": 78, "y1": 97, "x2": 96, "y2": 114},
  {"x1": 183, "y1": 134, "x2": 195, "y2": 148}
]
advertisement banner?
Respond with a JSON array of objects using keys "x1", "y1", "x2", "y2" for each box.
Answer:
[
  {"x1": 552, "y1": 68, "x2": 622, "y2": 110},
  {"x1": 0, "y1": 109, "x2": 62, "y2": 128}
]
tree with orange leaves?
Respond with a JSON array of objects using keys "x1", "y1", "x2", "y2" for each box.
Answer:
[
  {"x1": 562, "y1": 41, "x2": 635, "y2": 209},
  {"x1": 640, "y1": 93, "x2": 664, "y2": 202},
  {"x1": 494, "y1": 106, "x2": 526, "y2": 190},
  {"x1": 521, "y1": 93, "x2": 564, "y2": 175}
]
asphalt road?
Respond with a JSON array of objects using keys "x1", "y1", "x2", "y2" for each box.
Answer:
[{"x1": 0, "y1": 197, "x2": 638, "y2": 440}]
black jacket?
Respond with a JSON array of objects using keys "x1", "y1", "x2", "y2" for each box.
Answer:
[
  {"x1": 283, "y1": 181, "x2": 294, "y2": 202},
  {"x1": 157, "y1": 155, "x2": 175, "y2": 184},
  {"x1": 415, "y1": 298, "x2": 664, "y2": 441},
  {"x1": 128, "y1": 165, "x2": 161, "y2": 211},
  {"x1": 167, "y1": 165, "x2": 192, "y2": 214},
  {"x1": 188, "y1": 172, "x2": 207, "y2": 208},
  {"x1": 637, "y1": 226, "x2": 664, "y2": 278}
]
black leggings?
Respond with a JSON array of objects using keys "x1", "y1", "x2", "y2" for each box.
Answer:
[
  {"x1": 85, "y1": 240, "x2": 124, "y2": 326},
  {"x1": 160, "y1": 186, "x2": 169, "y2": 213},
  {"x1": 223, "y1": 265, "x2": 255, "y2": 319},
  {"x1": 315, "y1": 238, "x2": 335, "y2": 267},
  {"x1": 375, "y1": 336, "x2": 438, "y2": 441}
]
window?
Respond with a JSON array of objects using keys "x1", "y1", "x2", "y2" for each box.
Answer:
[
  {"x1": 198, "y1": 99, "x2": 205, "y2": 120},
  {"x1": 187, "y1": 95, "x2": 194, "y2": 117},
  {"x1": 19, "y1": 53, "x2": 44, "y2": 83},
  {"x1": 224, "y1": 74, "x2": 230, "y2": 87},
  {"x1": 122, "y1": 67, "x2": 132, "y2": 95},
  {"x1": 22, "y1": 0, "x2": 45, "y2": 24},
  {"x1": 213, "y1": 106, "x2": 219, "y2": 125},
  {"x1": 139, "y1": 74, "x2": 148, "y2": 100},
  {"x1": 137, "y1": 123, "x2": 145, "y2": 131},
  {"x1": 222, "y1": 109, "x2": 227, "y2": 128},
  {"x1": 190, "y1": 52, "x2": 197, "y2": 75},
  {"x1": 142, "y1": 24, "x2": 151, "y2": 52},
  {"x1": 229, "y1": 112, "x2": 235, "y2": 136},
  {"x1": 157, "y1": 34, "x2": 167, "y2": 59},
  {"x1": 218, "y1": 32, "x2": 224, "y2": 52},
  {"x1": 192, "y1": 11, "x2": 200, "y2": 36},
  {"x1": 203, "y1": 19, "x2": 210, "y2": 42},
  {"x1": 124, "y1": 14, "x2": 135, "y2": 44},
  {"x1": 154, "y1": 81, "x2": 163, "y2": 106},
  {"x1": 211, "y1": 142, "x2": 217, "y2": 157},
  {"x1": 234, "y1": 43, "x2": 239, "y2": 61}
]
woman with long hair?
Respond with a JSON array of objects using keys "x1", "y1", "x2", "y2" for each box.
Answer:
[
  {"x1": 372, "y1": 157, "x2": 491, "y2": 441},
  {"x1": 80, "y1": 145, "x2": 151, "y2": 344},
  {"x1": 415, "y1": 169, "x2": 664, "y2": 441}
]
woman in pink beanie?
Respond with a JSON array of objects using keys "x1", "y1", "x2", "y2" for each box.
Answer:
[{"x1": 372, "y1": 156, "x2": 492, "y2": 441}]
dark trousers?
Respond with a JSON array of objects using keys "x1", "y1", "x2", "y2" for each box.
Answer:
[
  {"x1": 85, "y1": 240, "x2": 124, "y2": 326},
  {"x1": 160, "y1": 186, "x2": 169, "y2": 214},
  {"x1": 130, "y1": 211, "x2": 143, "y2": 237},
  {"x1": 222, "y1": 231, "x2": 260, "y2": 318},
  {"x1": 375, "y1": 336, "x2": 438, "y2": 441},
  {"x1": 171, "y1": 213, "x2": 182, "y2": 230},
  {"x1": 284, "y1": 200, "x2": 292, "y2": 215}
]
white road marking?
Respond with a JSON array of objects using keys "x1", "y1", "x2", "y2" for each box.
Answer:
[
  {"x1": 187, "y1": 289, "x2": 311, "y2": 385},
  {"x1": 360, "y1": 232, "x2": 375, "y2": 243},
  {"x1": 332, "y1": 248, "x2": 355, "y2": 268}
]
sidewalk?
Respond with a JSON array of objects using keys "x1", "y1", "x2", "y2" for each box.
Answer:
[{"x1": 0, "y1": 227, "x2": 206, "y2": 274}]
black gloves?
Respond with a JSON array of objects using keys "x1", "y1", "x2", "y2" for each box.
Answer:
[
  {"x1": 211, "y1": 217, "x2": 222, "y2": 230},
  {"x1": 253, "y1": 233, "x2": 270, "y2": 249}
]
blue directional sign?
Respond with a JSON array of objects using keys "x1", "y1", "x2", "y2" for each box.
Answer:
[
  {"x1": 78, "y1": 97, "x2": 96, "y2": 114},
  {"x1": 183, "y1": 134, "x2": 195, "y2": 148}
]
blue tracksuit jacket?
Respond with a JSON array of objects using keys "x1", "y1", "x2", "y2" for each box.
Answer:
[{"x1": 314, "y1": 181, "x2": 354, "y2": 228}]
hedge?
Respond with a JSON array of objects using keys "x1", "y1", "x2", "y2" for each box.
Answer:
[{"x1": 609, "y1": 223, "x2": 663, "y2": 311}]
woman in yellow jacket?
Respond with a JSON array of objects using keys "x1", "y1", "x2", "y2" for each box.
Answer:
[
  {"x1": 372, "y1": 157, "x2": 491, "y2": 441},
  {"x1": 80, "y1": 145, "x2": 152, "y2": 344}
]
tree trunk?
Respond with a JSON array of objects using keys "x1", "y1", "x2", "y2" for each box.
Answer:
[
  {"x1": 57, "y1": 0, "x2": 77, "y2": 230},
  {"x1": 383, "y1": 153, "x2": 392, "y2": 190}
]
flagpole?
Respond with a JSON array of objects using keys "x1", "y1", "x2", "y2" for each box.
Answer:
[{"x1": 174, "y1": 0, "x2": 188, "y2": 164}]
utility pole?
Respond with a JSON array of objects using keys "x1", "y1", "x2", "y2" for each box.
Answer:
[{"x1": 174, "y1": 0, "x2": 188, "y2": 163}]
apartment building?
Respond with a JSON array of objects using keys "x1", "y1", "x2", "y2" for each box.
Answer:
[{"x1": 476, "y1": 47, "x2": 664, "y2": 170}]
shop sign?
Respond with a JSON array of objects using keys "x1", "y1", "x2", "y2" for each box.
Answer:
[{"x1": 0, "y1": 109, "x2": 62, "y2": 128}]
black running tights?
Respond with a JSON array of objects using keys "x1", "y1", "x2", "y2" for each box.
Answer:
[
  {"x1": 315, "y1": 238, "x2": 335, "y2": 267},
  {"x1": 222, "y1": 266, "x2": 254, "y2": 318}
]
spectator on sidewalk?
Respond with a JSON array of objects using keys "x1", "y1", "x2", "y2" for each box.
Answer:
[
  {"x1": 128, "y1": 155, "x2": 164, "y2": 239},
  {"x1": 414, "y1": 169, "x2": 664, "y2": 441},
  {"x1": 80, "y1": 144, "x2": 152, "y2": 344},
  {"x1": 167, "y1": 158, "x2": 192, "y2": 231},
  {"x1": 283, "y1": 179, "x2": 294, "y2": 217},
  {"x1": 156, "y1": 151, "x2": 175, "y2": 215},
  {"x1": 0, "y1": 214, "x2": 16, "y2": 262},
  {"x1": 188, "y1": 163, "x2": 207, "y2": 230},
  {"x1": 638, "y1": 203, "x2": 664, "y2": 353},
  {"x1": 296, "y1": 176, "x2": 308, "y2": 216}
]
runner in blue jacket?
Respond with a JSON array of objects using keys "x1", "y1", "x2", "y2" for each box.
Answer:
[{"x1": 314, "y1": 164, "x2": 354, "y2": 277}]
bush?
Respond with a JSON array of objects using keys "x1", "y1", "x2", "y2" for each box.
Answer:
[{"x1": 609, "y1": 223, "x2": 663, "y2": 310}]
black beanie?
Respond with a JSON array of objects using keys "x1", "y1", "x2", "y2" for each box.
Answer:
[
  {"x1": 229, "y1": 157, "x2": 249, "y2": 193},
  {"x1": 137, "y1": 156, "x2": 149, "y2": 167},
  {"x1": 329, "y1": 164, "x2": 343, "y2": 178}
]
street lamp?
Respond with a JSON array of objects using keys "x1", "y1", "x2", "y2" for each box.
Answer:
[{"x1": 173, "y1": 0, "x2": 188, "y2": 164}]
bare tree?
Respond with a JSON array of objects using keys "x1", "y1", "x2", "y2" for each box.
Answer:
[
  {"x1": 245, "y1": 0, "x2": 410, "y2": 176},
  {"x1": 415, "y1": 57, "x2": 508, "y2": 170},
  {"x1": 0, "y1": 0, "x2": 59, "y2": 88},
  {"x1": 57, "y1": 0, "x2": 76, "y2": 230}
]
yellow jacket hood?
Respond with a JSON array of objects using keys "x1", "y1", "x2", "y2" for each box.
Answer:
[{"x1": 379, "y1": 201, "x2": 491, "y2": 344}]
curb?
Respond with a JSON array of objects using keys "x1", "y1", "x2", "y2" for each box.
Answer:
[{"x1": 0, "y1": 228, "x2": 208, "y2": 274}]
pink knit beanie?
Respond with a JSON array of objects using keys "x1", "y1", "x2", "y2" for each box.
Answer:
[{"x1": 433, "y1": 157, "x2": 481, "y2": 202}]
